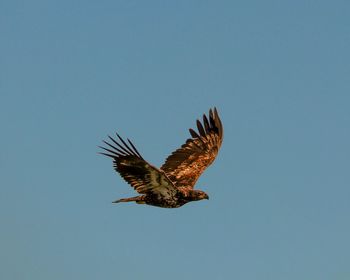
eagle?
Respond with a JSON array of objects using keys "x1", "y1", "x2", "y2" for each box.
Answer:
[{"x1": 99, "y1": 108, "x2": 223, "y2": 208}]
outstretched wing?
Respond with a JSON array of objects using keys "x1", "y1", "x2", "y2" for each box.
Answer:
[
  {"x1": 161, "y1": 108, "x2": 223, "y2": 189},
  {"x1": 100, "y1": 134, "x2": 177, "y2": 198}
]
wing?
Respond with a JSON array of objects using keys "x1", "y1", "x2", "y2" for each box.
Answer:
[
  {"x1": 99, "y1": 134, "x2": 177, "y2": 198},
  {"x1": 160, "y1": 108, "x2": 223, "y2": 189}
]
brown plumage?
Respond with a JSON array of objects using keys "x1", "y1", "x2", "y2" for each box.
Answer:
[{"x1": 99, "y1": 108, "x2": 223, "y2": 208}]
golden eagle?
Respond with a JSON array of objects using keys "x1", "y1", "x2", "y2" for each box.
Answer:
[{"x1": 99, "y1": 108, "x2": 223, "y2": 208}]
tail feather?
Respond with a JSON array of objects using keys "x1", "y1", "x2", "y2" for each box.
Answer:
[{"x1": 112, "y1": 196, "x2": 144, "y2": 204}]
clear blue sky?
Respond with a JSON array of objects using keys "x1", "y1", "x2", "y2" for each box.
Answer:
[{"x1": 1, "y1": 1, "x2": 349, "y2": 279}]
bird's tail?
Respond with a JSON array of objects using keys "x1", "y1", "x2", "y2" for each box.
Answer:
[{"x1": 112, "y1": 195, "x2": 145, "y2": 204}]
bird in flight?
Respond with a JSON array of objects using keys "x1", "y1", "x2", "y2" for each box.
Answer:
[{"x1": 99, "y1": 108, "x2": 223, "y2": 208}]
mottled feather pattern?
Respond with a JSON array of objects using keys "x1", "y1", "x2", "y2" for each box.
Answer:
[
  {"x1": 99, "y1": 134, "x2": 178, "y2": 204},
  {"x1": 160, "y1": 108, "x2": 223, "y2": 189},
  {"x1": 100, "y1": 108, "x2": 223, "y2": 208}
]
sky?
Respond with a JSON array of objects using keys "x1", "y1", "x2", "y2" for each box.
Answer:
[{"x1": 1, "y1": 1, "x2": 350, "y2": 279}]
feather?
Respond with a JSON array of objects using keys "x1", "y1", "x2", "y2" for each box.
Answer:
[
  {"x1": 116, "y1": 133, "x2": 138, "y2": 156},
  {"x1": 196, "y1": 119, "x2": 206, "y2": 137},
  {"x1": 203, "y1": 114, "x2": 210, "y2": 134}
]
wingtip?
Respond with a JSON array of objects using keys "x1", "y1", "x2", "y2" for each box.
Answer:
[
  {"x1": 189, "y1": 128, "x2": 199, "y2": 138},
  {"x1": 214, "y1": 107, "x2": 218, "y2": 116},
  {"x1": 196, "y1": 119, "x2": 206, "y2": 136}
]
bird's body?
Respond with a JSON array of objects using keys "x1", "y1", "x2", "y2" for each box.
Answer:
[
  {"x1": 116, "y1": 188, "x2": 208, "y2": 208},
  {"x1": 100, "y1": 108, "x2": 223, "y2": 208}
]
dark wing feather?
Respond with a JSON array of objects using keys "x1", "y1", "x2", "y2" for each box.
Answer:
[
  {"x1": 100, "y1": 134, "x2": 177, "y2": 197},
  {"x1": 161, "y1": 108, "x2": 223, "y2": 189}
]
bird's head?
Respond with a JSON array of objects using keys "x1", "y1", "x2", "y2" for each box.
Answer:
[{"x1": 190, "y1": 190, "x2": 209, "y2": 201}]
